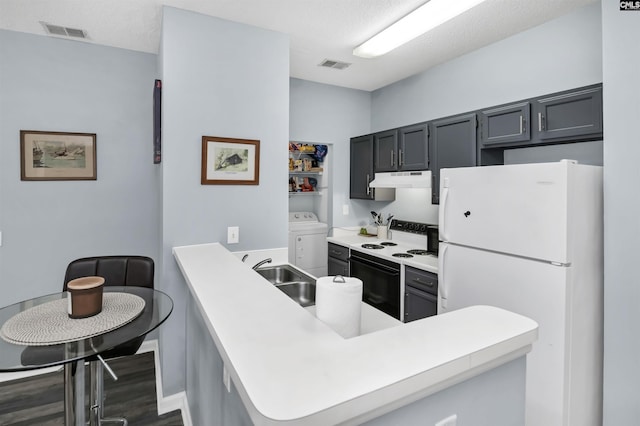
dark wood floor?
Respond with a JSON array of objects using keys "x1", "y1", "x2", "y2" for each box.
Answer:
[{"x1": 0, "y1": 352, "x2": 183, "y2": 425}]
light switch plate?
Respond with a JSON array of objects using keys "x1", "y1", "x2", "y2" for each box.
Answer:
[{"x1": 227, "y1": 226, "x2": 239, "y2": 244}]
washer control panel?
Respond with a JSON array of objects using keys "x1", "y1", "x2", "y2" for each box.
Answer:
[{"x1": 289, "y1": 211, "x2": 319, "y2": 223}]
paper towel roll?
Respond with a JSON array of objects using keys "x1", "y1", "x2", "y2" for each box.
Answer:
[{"x1": 315, "y1": 275, "x2": 363, "y2": 338}]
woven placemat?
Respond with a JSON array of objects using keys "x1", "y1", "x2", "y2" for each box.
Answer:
[{"x1": 0, "y1": 293, "x2": 145, "y2": 346}]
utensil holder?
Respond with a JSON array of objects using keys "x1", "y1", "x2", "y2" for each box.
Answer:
[{"x1": 377, "y1": 226, "x2": 388, "y2": 239}]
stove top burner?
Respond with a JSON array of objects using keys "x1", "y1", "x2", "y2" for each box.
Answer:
[
  {"x1": 380, "y1": 241, "x2": 397, "y2": 246},
  {"x1": 362, "y1": 244, "x2": 385, "y2": 250},
  {"x1": 392, "y1": 253, "x2": 414, "y2": 258},
  {"x1": 407, "y1": 249, "x2": 430, "y2": 255}
]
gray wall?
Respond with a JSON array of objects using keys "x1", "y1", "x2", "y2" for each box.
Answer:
[
  {"x1": 371, "y1": 3, "x2": 603, "y2": 130},
  {"x1": 601, "y1": 3, "x2": 640, "y2": 424},
  {"x1": 289, "y1": 78, "x2": 371, "y2": 228},
  {"x1": 159, "y1": 7, "x2": 289, "y2": 395},
  {"x1": 0, "y1": 30, "x2": 159, "y2": 306}
]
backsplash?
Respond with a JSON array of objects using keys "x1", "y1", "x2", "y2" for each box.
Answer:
[{"x1": 377, "y1": 188, "x2": 438, "y2": 225}]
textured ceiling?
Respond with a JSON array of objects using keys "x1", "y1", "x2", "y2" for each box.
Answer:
[{"x1": 0, "y1": 0, "x2": 597, "y2": 91}]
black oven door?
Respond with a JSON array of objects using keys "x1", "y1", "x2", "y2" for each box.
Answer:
[{"x1": 349, "y1": 250, "x2": 401, "y2": 320}]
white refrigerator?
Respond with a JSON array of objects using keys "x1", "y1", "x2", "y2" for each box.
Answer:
[{"x1": 438, "y1": 160, "x2": 603, "y2": 426}]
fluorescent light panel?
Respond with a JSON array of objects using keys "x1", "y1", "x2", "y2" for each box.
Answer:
[{"x1": 353, "y1": 0, "x2": 487, "y2": 58}]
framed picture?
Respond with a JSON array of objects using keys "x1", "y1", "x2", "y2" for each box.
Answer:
[
  {"x1": 201, "y1": 136, "x2": 260, "y2": 185},
  {"x1": 20, "y1": 130, "x2": 97, "y2": 181}
]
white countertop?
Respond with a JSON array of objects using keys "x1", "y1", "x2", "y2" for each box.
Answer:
[
  {"x1": 327, "y1": 234, "x2": 439, "y2": 273},
  {"x1": 173, "y1": 242, "x2": 538, "y2": 426}
]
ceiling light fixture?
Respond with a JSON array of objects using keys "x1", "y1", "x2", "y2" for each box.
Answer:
[{"x1": 353, "y1": 0, "x2": 488, "y2": 58}]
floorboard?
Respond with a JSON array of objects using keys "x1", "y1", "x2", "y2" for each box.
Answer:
[{"x1": 0, "y1": 352, "x2": 183, "y2": 425}]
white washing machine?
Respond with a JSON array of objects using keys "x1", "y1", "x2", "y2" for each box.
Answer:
[{"x1": 288, "y1": 212, "x2": 328, "y2": 278}]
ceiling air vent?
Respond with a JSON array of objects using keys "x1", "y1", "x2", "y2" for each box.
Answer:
[
  {"x1": 319, "y1": 59, "x2": 351, "y2": 70},
  {"x1": 40, "y1": 22, "x2": 88, "y2": 39}
]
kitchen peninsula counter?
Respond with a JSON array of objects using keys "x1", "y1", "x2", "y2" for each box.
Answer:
[{"x1": 173, "y1": 242, "x2": 538, "y2": 425}]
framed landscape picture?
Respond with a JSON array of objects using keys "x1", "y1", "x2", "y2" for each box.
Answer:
[
  {"x1": 20, "y1": 130, "x2": 97, "y2": 181},
  {"x1": 201, "y1": 136, "x2": 260, "y2": 185}
]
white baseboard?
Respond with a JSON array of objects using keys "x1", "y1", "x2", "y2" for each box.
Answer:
[
  {"x1": 0, "y1": 339, "x2": 193, "y2": 426},
  {"x1": 0, "y1": 365, "x2": 59, "y2": 383},
  {"x1": 140, "y1": 339, "x2": 193, "y2": 426}
]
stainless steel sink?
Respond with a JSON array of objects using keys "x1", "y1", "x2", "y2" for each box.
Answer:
[
  {"x1": 255, "y1": 265, "x2": 316, "y2": 306},
  {"x1": 255, "y1": 264, "x2": 305, "y2": 284},
  {"x1": 275, "y1": 281, "x2": 316, "y2": 307},
  {"x1": 256, "y1": 265, "x2": 308, "y2": 284}
]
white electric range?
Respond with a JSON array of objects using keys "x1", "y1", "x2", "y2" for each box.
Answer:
[
  {"x1": 330, "y1": 220, "x2": 439, "y2": 322},
  {"x1": 348, "y1": 220, "x2": 438, "y2": 271}
]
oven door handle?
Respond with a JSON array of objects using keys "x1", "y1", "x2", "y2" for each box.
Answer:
[{"x1": 348, "y1": 256, "x2": 399, "y2": 274}]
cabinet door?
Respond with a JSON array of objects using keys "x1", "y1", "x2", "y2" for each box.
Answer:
[
  {"x1": 328, "y1": 257, "x2": 349, "y2": 276},
  {"x1": 534, "y1": 86, "x2": 603, "y2": 141},
  {"x1": 374, "y1": 130, "x2": 398, "y2": 172},
  {"x1": 404, "y1": 285, "x2": 438, "y2": 322},
  {"x1": 350, "y1": 135, "x2": 374, "y2": 199},
  {"x1": 430, "y1": 113, "x2": 477, "y2": 204},
  {"x1": 399, "y1": 123, "x2": 429, "y2": 171},
  {"x1": 328, "y1": 243, "x2": 349, "y2": 262},
  {"x1": 480, "y1": 102, "x2": 531, "y2": 146}
]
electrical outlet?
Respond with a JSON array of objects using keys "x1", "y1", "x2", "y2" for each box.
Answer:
[
  {"x1": 222, "y1": 365, "x2": 231, "y2": 392},
  {"x1": 435, "y1": 414, "x2": 457, "y2": 426},
  {"x1": 342, "y1": 204, "x2": 349, "y2": 215},
  {"x1": 227, "y1": 226, "x2": 239, "y2": 244}
]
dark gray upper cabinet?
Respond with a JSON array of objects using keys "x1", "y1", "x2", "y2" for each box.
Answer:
[
  {"x1": 430, "y1": 113, "x2": 477, "y2": 204},
  {"x1": 399, "y1": 123, "x2": 429, "y2": 171},
  {"x1": 374, "y1": 124, "x2": 428, "y2": 172},
  {"x1": 374, "y1": 129, "x2": 398, "y2": 172},
  {"x1": 480, "y1": 102, "x2": 531, "y2": 147},
  {"x1": 534, "y1": 85, "x2": 603, "y2": 141},
  {"x1": 350, "y1": 135, "x2": 374, "y2": 199}
]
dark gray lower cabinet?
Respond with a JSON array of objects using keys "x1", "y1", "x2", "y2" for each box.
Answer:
[
  {"x1": 404, "y1": 266, "x2": 438, "y2": 322},
  {"x1": 328, "y1": 243, "x2": 349, "y2": 276},
  {"x1": 430, "y1": 113, "x2": 477, "y2": 204}
]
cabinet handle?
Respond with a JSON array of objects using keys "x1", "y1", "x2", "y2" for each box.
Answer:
[
  {"x1": 366, "y1": 174, "x2": 370, "y2": 195},
  {"x1": 411, "y1": 278, "x2": 434, "y2": 287},
  {"x1": 538, "y1": 112, "x2": 544, "y2": 132},
  {"x1": 390, "y1": 150, "x2": 395, "y2": 167},
  {"x1": 519, "y1": 115, "x2": 525, "y2": 134},
  {"x1": 398, "y1": 149, "x2": 403, "y2": 166}
]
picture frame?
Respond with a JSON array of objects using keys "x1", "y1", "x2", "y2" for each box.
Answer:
[
  {"x1": 20, "y1": 130, "x2": 97, "y2": 181},
  {"x1": 201, "y1": 136, "x2": 260, "y2": 185}
]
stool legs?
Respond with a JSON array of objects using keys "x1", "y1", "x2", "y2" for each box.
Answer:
[
  {"x1": 63, "y1": 360, "x2": 86, "y2": 426},
  {"x1": 89, "y1": 360, "x2": 128, "y2": 426}
]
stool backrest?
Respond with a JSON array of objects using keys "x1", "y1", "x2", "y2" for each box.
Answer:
[{"x1": 63, "y1": 256, "x2": 154, "y2": 291}]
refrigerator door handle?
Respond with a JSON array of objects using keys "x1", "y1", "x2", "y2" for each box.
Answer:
[
  {"x1": 439, "y1": 185, "x2": 450, "y2": 242},
  {"x1": 438, "y1": 243, "x2": 448, "y2": 310}
]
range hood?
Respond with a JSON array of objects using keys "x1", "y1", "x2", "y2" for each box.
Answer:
[{"x1": 369, "y1": 170, "x2": 432, "y2": 189}]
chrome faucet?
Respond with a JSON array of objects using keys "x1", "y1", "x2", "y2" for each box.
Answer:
[{"x1": 252, "y1": 258, "x2": 272, "y2": 270}]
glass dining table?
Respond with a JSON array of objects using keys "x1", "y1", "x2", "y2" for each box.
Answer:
[{"x1": 0, "y1": 286, "x2": 173, "y2": 426}]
